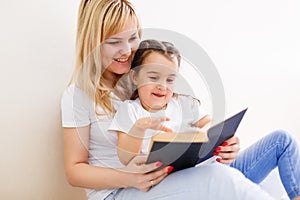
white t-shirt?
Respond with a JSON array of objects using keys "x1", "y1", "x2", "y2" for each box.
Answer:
[
  {"x1": 61, "y1": 84, "x2": 123, "y2": 200},
  {"x1": 109, "y1": 95, "x2": 208, "y2": 154}
]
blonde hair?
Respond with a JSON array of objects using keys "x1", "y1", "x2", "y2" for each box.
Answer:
[{"x1": 70, "y1": 0, "x2": 141, "y2": 116}]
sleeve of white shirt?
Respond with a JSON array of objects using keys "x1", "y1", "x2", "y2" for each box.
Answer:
[
  {"x1": 174, "y1": 95, "x2": 209, "y2": 128},
  {"x1": 61, "y1": 84, "x2": 91, "y2": 127},
  {"x1": 190, "y1": 96, "x2": 209, "y2": 125},
  {"x1": 108, "y1": 101, "x2": 138, "y2": 134}
]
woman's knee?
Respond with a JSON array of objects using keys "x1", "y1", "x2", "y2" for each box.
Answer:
[
  {"x1": 270, "y1": 129, "x2": 291, "y2": 141},
  {"x1": 267, "y1": 130, "x2": 297, "y2": 156},
  {"x1": 270, "y1": 130, "x2": 294, "y2": 145}
]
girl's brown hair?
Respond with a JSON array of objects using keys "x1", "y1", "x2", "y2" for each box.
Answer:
[{"x1": 130, "y1": 39, "x2": 181, "y2": 100}]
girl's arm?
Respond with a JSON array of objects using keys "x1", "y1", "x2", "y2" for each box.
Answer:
[
  {"x1": 117, "y1": 117, "x2": 171, "y2": 165},
  {"x1": 193, "y1": 115, "x2": 212, "y2": 130},
  {"x1": 117, "y1": 128, "x2": 144, "y2": 165},
  {"x1": 64, "y1": 126, "x2": 169, "y2": 191}
]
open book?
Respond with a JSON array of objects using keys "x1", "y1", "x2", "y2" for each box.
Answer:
[{"x1": 146, "y1": 108, "x2": 248, "y2": 172}]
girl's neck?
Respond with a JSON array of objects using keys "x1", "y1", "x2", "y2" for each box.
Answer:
[{"x1": 140, "y1": 100, "x2": 167, "y2": 113}]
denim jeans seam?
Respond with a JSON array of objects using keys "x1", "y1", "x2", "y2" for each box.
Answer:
[
  {"x1": 243, "y1": 139, "x2": 298, "y2": 198},
  {"x1": 285, "y1": 140, "x2": 299, "y2": 198},
  {"x1": 287, "y1": 186, "x2": 300, "y2": 199},
  {"x1": 243, "y1": 142, "x2": 278, "y2": 178}
]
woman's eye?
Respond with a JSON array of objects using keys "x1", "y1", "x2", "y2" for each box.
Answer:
[
  {"x1": 129, "y1": 36, "x2": 138, "y2": 41},
  {"x1": 106, "y1": 41, "x2": 121, "y2": 45}
]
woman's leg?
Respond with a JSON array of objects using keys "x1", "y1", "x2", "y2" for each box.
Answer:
[
  {"x1": 115, "y1": 162, "x2": 274, "y2": 200},
  {"x1": 231, "y1": 130, "x2": 300, "y2": 199}
]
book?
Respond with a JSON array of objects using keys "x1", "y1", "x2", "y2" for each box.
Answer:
[
  {"x1": 146, "y1": 130, "x2": 208, "y2": 172},
  {"x1": 146, "y1": 108, "x2": 248, "y2": 172}
]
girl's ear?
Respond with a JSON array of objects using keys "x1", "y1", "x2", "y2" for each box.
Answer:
[{"x1": 130, "y1": 69, "x2": 138, "y2": 85}]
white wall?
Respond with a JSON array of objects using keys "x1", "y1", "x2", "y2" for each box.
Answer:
[
  {"x1": 0, "y1": 0, "x2": 86, "y2": 199},
  {"x1": 132, "y1": 0, "x2": 300, "y2": 147},
  {"x1": 0, "y1": 0, "x2": 299, "y2": 199}
]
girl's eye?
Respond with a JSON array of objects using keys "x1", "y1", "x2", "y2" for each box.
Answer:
[
  {"x1": 149, "y1": 76, "x2": 158, "y2": 81},
  {"x1": 167, "y1": 78, "x2": 175, "y2": 83}
]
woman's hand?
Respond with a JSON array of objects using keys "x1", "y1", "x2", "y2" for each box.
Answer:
[
  {"x1": 120, "y1": 155, "x2": 172, "y2": 192},
  {"x1": 214, "y1": 136, "x2": 240, "y2": 164}
]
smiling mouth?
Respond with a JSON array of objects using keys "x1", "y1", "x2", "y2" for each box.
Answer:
[
  {"x1": 114, "y1": 57, "x2": 129, "y2": 64},
  {"x1": 152, "y1": 93, "x2": 165, "y2": 98}
]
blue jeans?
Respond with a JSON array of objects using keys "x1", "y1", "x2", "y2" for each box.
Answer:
[{"x1": 231, "y1": 130, "x2": 300, "y2": 199}]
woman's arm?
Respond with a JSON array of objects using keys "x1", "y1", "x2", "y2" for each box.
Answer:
[
  {"x1": 64, "y1": 126, "x2": 169, "y2": 191},
  {"x1": 64, "y1": 126, "x2": 127, "y2": 189}
]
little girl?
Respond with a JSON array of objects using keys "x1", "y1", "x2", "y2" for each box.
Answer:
[
  {"x1": 109, "y1": 39, "x2": 211, "y2": 165},
  {"x1": 109, "y1": 39, "x2": 300, "y2": 200}
]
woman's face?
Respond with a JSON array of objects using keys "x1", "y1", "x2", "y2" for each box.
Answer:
[
  {"x1": 101, "y1": 16, "x2": 140, "y2": 77},
  {"x1": 132, "y1": 52, "x2": 179, "y2": 112}
]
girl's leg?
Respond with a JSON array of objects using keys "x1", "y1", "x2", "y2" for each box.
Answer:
[
  {"x1": 231, "y1": 130, "x2": 300, "y2": 199},
  {"x1": 115, "y1": 162, "x2": 274, "y2": 200}
]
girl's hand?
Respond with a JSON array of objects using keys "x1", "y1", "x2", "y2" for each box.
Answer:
[
  {"x1": 214, "y1": 136, "x2": 240, "y2": 164},
  {"x1": 135, "y1": 117, "x2": 173, "y2": 132},
  {"x1": 121, "y1": 155, "x2": 172, "y2": 192}
]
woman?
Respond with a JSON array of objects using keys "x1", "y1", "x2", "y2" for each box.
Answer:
[{"x1": 61, "y1": 0, "x2": 298, "y2": 199}]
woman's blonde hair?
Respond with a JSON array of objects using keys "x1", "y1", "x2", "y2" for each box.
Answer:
[{"x1": 70, "y1": 0, "x2": 141, "y2": 116}]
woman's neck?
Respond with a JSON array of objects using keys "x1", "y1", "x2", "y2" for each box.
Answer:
[{"x1": 101, "y1": 70, "x2": 122, "y2": 89}]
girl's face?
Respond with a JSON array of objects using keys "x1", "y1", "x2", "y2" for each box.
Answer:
[
  {"x1": 101, "y1": 16, "x2": 140, "y2": 77},
  {"x1": 132, "y1": 52, "x2": 179, "y2": 112}
]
